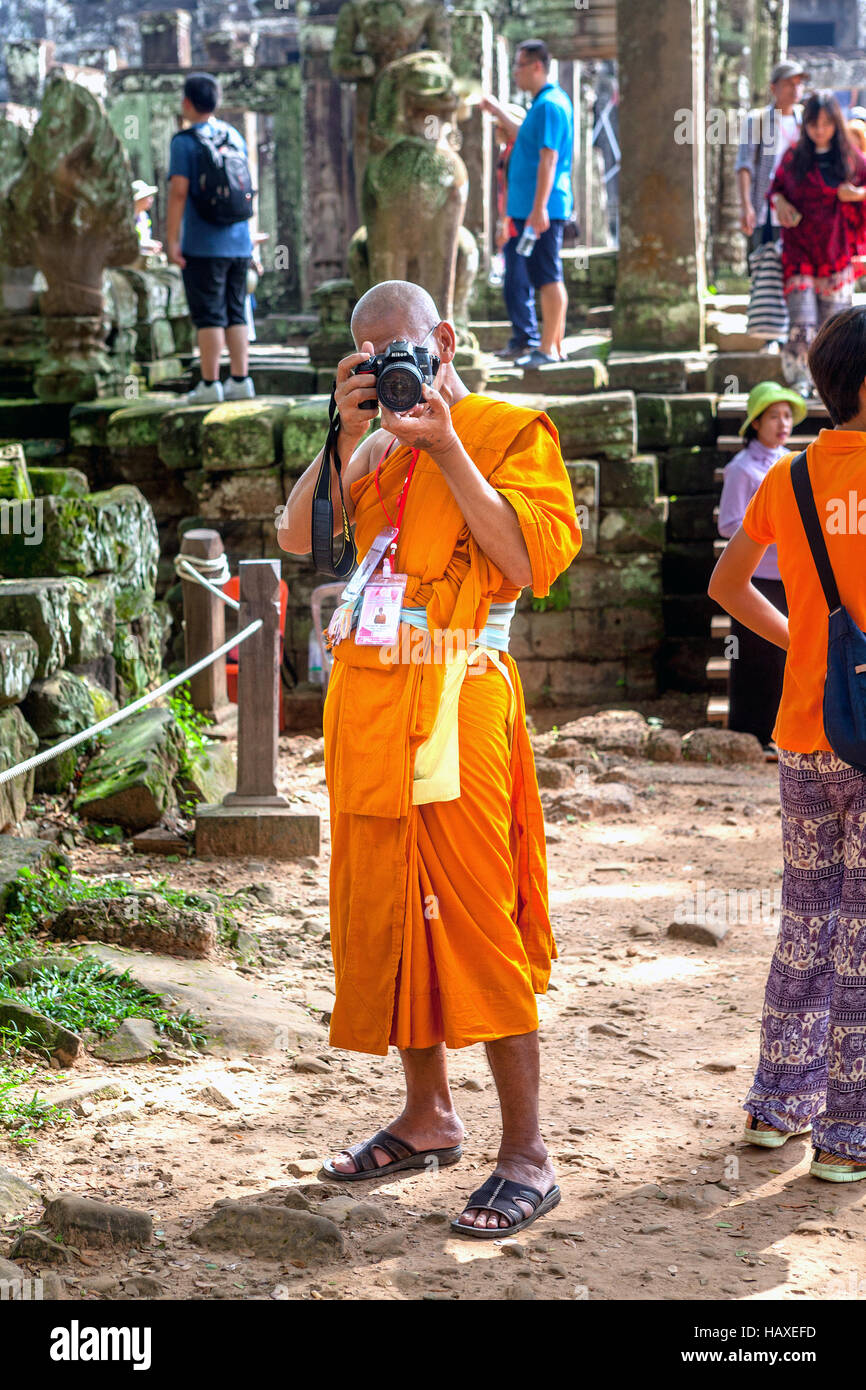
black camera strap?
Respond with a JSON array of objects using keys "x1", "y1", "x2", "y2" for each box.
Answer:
[{"x1": 310, "y1": 380, "x2": 358, "y2": 578}]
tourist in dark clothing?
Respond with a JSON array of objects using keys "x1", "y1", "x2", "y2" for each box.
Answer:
[
  {"x1": 166, "y1": 72, "x2": 256, "y2": 404},
  {"x1": 771, "y1": 91, "x2": 866, "y2": 395}
]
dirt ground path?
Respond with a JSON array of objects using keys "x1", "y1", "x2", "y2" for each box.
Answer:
[{"x1": 4, "y1": 726, "x2": 865, "y2": 1303}]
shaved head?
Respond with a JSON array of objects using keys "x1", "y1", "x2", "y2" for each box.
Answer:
[{"x1": 351, "y1": 280, "x2": 441, "y2": 349}]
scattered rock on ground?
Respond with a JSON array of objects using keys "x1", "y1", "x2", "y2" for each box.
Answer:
[
  {"x1": 646, "y1": 728, "x2": 682, "y2": 762},
  {"x1": 682, "y1": 728, "x2": 764, "y2": 765},
  {"x1": 92, "y1": 1017, "x2": 161, "y2": 1063},
  {"x1": 0, "y1": 1000, "x2": 81, "y2": 1065},
  {"x1": 190, "y1": 1202, "x2": 343, "y2": 1262},
  {"x1": 543, "y1": 783, "x2": 634, "y2": 822},
  {"x1": 49, "y1": 894, "x2": 217, "y2": 958},
  {"x1": 667, "y1": 919, "x2": 729, "y2": 947},
  {"x1": 43, "y1": 1193, "x2": 153, "y2": 1248},
  {"x1": 10, "y1": 1229, "x2": 71, "y2": 1262}
]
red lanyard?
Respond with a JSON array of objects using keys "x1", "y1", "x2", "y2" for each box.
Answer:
[{"x1": 373, "y1": 443, "x2": 419, "y2": 537}]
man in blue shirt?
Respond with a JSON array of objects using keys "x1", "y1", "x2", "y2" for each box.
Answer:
[
  {"x1": 166, "y1": 72, "x2": 255, "y2": 403},
  {"x1": 482, "y1": 41, "x2": 574, "y2": 367}
]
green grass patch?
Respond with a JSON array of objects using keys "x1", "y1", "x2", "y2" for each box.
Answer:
[{"x1": 0, "y1": 1062, "x2": 72, "y2": 1146}]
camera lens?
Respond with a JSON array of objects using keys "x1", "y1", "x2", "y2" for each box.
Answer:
[{"x1": 378, "y1": 363, "x2": 423, "y2": 413}]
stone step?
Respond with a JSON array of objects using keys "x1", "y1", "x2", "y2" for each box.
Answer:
[
  {"x1": 716, "y1": 395, "x2": 830, "y2": 421},
  {"x1": 706, "y1": 655, "x2": 729, "y2": 685},
  {"x1": 709, "y1": 352, "x2": 786, "y2": 392},
  {"x1": 706, "y1": 312, "x2": 767, "y2": 352},
  {"x1": 252, "y1": 313, "x2": 318, "y2": 346},
  {"x1": 606, "y1": 350, "x2": 710, "y2": 393},
  {"x1": 497, "y1": 358, "x2": 608, "y2": 395},
  {"x1": 586, "y1": 305, "x2": 613, "y2": 329},
  {"x1": 711, "y1": 613, "x2": 731, "y2": 638},
  {"x1": 469, "y1": 320, "x2": 514, "y2": 351},
  {"x1": 706, "y1": 695, "x2": 729, "y2": 726}
]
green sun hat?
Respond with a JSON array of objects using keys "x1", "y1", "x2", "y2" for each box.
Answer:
[{"x1": 738, "y1": 381, "x2": 808, "y2": 436}]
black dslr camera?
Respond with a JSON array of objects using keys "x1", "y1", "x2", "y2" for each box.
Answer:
[{"x1": 352, "y1": 339, "x2": 441, "y2": 413}]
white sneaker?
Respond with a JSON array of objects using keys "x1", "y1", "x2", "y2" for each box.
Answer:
[
  {"x1": 184, "y1": 379, "x2": 224, "y2": 405},
  {"x1": 223, "y1": 376, "x2": 256, "y2": 400}
]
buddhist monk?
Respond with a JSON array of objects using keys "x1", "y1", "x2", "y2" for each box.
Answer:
[{"x1": 278, "y1": 280, "x2": 581, "y2": 1235}]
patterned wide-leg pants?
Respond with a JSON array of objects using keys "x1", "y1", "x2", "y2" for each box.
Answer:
[{"x1": 745, "y1": 749, "x2": 866, "y2": 1160}]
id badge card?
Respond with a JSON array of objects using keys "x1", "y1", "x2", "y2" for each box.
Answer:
[{"x1": 355, "y1": 571, "x2": 408, "y2": 645}]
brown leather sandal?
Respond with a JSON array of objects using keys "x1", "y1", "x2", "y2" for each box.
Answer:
[{"x1": 321, "y1": 1128, "x2": 462, "y2": 1182}]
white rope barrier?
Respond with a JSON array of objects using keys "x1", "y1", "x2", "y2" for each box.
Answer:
[
  {"x1": 174, "y1": 554, "x2": 239, "y2": 610},
  {"x1": 0, "y1": 618, "x2": 262, "y2": 788}
]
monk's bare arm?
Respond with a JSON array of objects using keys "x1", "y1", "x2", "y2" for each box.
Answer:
[{"x1": 431, "y1": 436, "x2": 532, "y2": 589}]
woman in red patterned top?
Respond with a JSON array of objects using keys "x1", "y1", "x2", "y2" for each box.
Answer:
[{"x1": 771, "y1": 91, "x2": 866, "y2": 395}]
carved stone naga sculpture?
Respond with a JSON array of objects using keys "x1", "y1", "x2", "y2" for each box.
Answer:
[
  {"x1": 330, "y1": 0, "x2": 452, "y2": 202},
  {"x1": 0, "y1": 72, "x2": 139, "y2": 401}
]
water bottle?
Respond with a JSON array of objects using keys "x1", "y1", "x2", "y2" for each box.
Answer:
[
  {"x1": 487, "y1": 251, "x2": 505, "y2": 287},
  {"x1": 308, "y1": 629, "x2": 324, "y2": 685},
  {"x1": 516, "y1": 224, "x2": 537, "y2": 257}
]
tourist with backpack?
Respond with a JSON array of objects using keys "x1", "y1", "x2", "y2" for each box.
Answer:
[
  {"x1": 709, "y1": 306, "x2": 866, "y2": 1182},
  {"x1": 166, "y1": 72, "x2": 257, "y2": 403}
]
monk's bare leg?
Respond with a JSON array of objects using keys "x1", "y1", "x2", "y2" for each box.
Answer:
[
  {"x1": 330, "y1": 1043, "x2": 464, "y2": 1173},
  {"x1": 457, "y1": 1029, "x2": 556, "y2": 1229}
]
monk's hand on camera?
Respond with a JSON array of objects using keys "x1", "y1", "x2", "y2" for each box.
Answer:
[
  {"x1": 334, "y1": 339, "x2": 379, "y2": 441},
  {"x1": 379, "y1": 384, "x2": 459, "y2": 458}
]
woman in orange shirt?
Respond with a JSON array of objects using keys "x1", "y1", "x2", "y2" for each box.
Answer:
[{"x1": 709, "y1": 306, "x2": 866, "y2": 1182}]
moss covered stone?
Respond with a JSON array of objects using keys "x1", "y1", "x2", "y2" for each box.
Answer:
[
  {"x1": 79, "y1": 674, "x2": 118, "y2": 722},
  {"x1": 157, "y1": 403, "x2": 219, "y2": 471},
  {"x1": 567, "y1": 553, "x2": 663, "y2": 612},
  {"x1": 191, "y1": 467, "x2": 284, "y2": 521},
  {"x1": 0, "y1": 579, "x2": 71, "y2": 677},
  {"x1": 494, "y1": 391, "x2": 637, "y2": 461},
  {"x1": 27, "y1": 466, "x2": 89, "y2": 498},
  {"x1": 201, "y1": 400, "x2": 296, "y2": 473},
  {"x1": 282, "y1": 397, "x2": 334, "y2": 471},
  {"x1": 0, "y1": 484, "x2": 159, "y2": 586},
  {"x1": 21, "y1": 668, "x2": 96, "y2": 740},
  {"x1": 106, "y1": 397, "x2": 183, "y2": 455},
  {"x1": 113, "y1": 602, "x2": 170, "y2": 702},
  {"x1": 68, "y1": 394, "x2": 177, "y2": 450},
  {"x1": 178, "y1": 741, "x2": 236, "y2": 806},
  {"x1": 0, "y1": 630, "x2": 38, "y2": 707},
  {"x1": 67, "y1": 576, "x2": 116, "y2": 664},
  {"x1": 0, "y1": 705, "x2": 38, "y2": 828},
  {"x1": 74, "y1": 706, "x2": 185, "y2": 831},
  {"x1": 0, "y1": 443, "x2": 33, "y2": 500},
  {"x1": 598, "y1": 501, "x2": 668, "y2": 554},
  {"x1": 34, "y1": 740, "x2": 80, "y2": 794},
  {"x1": 636, "y1": 394, "x2": 718, "y2": 450},
  {"x1": 598, "y1": 455, "x2": 660, "y2": 509}
]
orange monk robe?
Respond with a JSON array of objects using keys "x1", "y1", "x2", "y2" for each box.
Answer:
[{"x1": 323, "y1": 393, "x2": 581, "y2": 1055}]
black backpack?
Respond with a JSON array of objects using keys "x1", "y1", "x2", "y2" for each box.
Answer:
[{"x1": 184, "y1": 122, "x2": 255, "y2": 225}]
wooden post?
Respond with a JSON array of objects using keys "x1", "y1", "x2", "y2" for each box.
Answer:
[
  {"x1": 223, "y1": 559, "x2": 289, "y2": 807},
  {"x1": 180, "y1": 529, "x2": 229, "y2": 717}
]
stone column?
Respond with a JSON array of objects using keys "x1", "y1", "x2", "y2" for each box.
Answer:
[
  {"x1": 299, "y1": 20, "x2": 356, "y2": 303},
  {"x1": 451, "y1": 9, "x2": 493, "y2": 271},
  {"x1": 612, "y1": 0, "x2": 706, "y2": 351},
  {"x1": 707, "y1": 0, "x2": 753, "y2": 284},
  {"x1": 139, "y1": 11, "x2": 192, "y2": 68}
]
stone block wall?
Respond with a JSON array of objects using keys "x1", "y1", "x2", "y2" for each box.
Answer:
[{"x1": 0, "y1": 441, "x2": 169, "y2": 820}]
